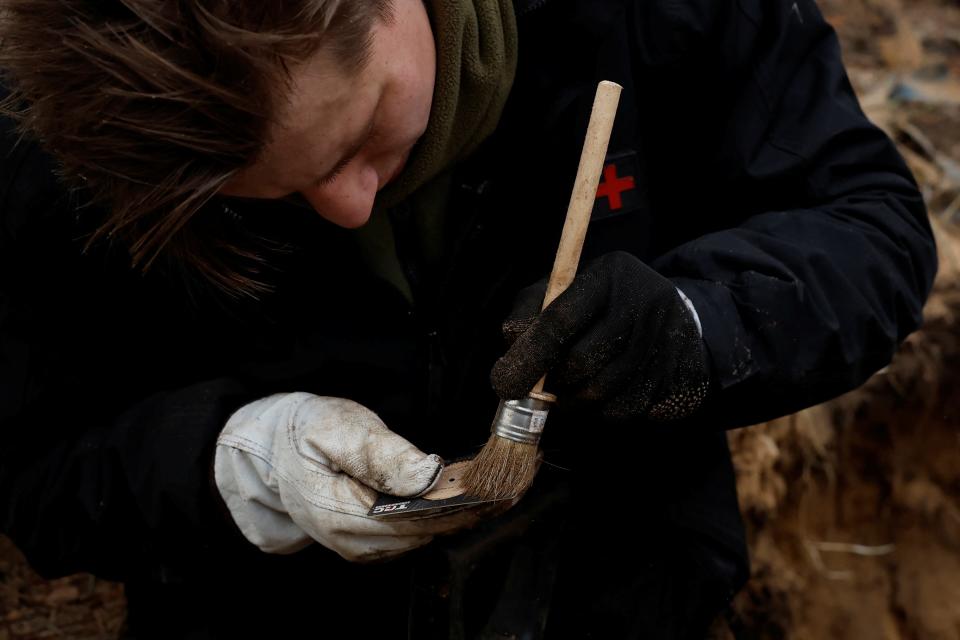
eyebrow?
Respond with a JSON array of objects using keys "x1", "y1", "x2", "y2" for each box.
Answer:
[{"x1": 313, "y1": 115, "x2": 377, "y2": 186}]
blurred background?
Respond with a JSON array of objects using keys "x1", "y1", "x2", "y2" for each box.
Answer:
[{"x1": 3, "y1": 0, "x2": 960, "y2": 637}]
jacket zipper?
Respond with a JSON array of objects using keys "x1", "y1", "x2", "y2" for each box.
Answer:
[
  {"x1": 388, "y1": 202, "x2": 446, "y2": 423},
  {"x1": 388, "y1": 171, "x2": 497, "y2": 426},
  {"x1": 516, "y1": 0, "x2": 551, "y2": 18}
]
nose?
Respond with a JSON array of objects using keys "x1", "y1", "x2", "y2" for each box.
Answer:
[{"x1": 299, "y1": 162, "x2": 380, "y2": 228}]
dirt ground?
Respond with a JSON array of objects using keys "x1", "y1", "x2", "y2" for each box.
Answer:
[
  {"x1": 0, "y1": 535, "x2": 124, "y2": 639},
  {"x1": 3, "y1": 1, "x2": 960, "y2": 638}
]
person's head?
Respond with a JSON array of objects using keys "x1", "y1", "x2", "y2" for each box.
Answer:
[{"x1": 0, "y1": 0, "x2": 436, "y2": 294}]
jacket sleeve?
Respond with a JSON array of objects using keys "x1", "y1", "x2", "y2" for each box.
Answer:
[
  {"x1": 637, "y1": 0, "x2": 937, "y2": 427},
  {"x1": 0, "y1": 133, "x2": 258, "y2": 582}
]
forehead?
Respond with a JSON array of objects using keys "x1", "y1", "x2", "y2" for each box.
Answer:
[
  {"x1": 259, "y1": 56, "x2": 366, "y2": 167},
  {"x1": 233, "y1": 51, "x2": 379, "y2": 194}
]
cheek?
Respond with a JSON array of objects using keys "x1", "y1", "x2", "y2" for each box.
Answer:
[
  {"x1": 380, "y1": 95, "x2": 429, "y2": 152},
  {"x1": 384, "y1": 60, "x2": 434, "y2": 145},
  {"x1": 412, "y1": 67, "x2": 435, "y2": 134}
]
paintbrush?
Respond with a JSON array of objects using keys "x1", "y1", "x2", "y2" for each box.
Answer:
[{"x1": 461, "y1": 80, "x2": 623, "y2": 501}]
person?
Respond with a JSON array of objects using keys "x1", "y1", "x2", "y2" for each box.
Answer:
[{"x1": 0, "y1": 0, "x2": 936, "y2": 637}]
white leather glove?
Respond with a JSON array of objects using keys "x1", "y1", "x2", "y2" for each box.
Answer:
[{"x1": 214, "y1": 392, "x2": 495, "y2": 562}]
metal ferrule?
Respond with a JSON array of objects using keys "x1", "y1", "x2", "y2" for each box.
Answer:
[{"x1": 490, "y1": 392, "x2": 557, "y2": 445}]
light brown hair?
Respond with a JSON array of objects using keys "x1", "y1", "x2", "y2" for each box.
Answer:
[{"x1": 0, "y1": 0, "x2": 392, "y2": 296}]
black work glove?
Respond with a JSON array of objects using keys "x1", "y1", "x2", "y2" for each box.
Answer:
[{"x1": 491, "y1": 251, "x2": 711, "y2": 423}]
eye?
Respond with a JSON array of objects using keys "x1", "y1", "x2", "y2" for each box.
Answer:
[
  {"x1": 315, "y1": 158, "x2": 350, "y2": 187},
  {"x1": 312, "y1": 126, "x2": 380, "y2": 188}
]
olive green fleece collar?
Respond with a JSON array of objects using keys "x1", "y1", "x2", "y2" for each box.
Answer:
[{"x1": 376, "y1": 0, "x2": 518, "y2": 206}]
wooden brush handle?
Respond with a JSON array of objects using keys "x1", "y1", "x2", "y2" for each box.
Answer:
[{"x1": 531, "y1": 80, "x2": 622, "y2": 396}]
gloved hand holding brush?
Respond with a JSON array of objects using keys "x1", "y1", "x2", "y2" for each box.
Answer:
[
  {"x1": 215, "y1": 393, "x2": 502, "y2": 562},
  {"x1": 491, "y1": 250, "x2": 711, "y2": 423}
]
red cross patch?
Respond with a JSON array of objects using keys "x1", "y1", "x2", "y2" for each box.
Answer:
[{"x1": 593, "y1": 150, "x2": 642, "y2": 221}]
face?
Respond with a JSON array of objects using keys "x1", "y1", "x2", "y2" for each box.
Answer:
[{"x1": 221, "y1": 0, "x2": 436, "y2": 228}]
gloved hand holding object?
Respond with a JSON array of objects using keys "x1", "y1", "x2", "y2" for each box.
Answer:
[
  {"x1": 492, "y1": 250, "x2": 710, "y2": 423},
  {"x1": 214, "y1": 393, "x2": 499, "y2": 562}
]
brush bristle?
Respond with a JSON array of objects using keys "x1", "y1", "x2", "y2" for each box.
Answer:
[{"x1": 461, "y1": 435, "x2": 540, "y2": 501}]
